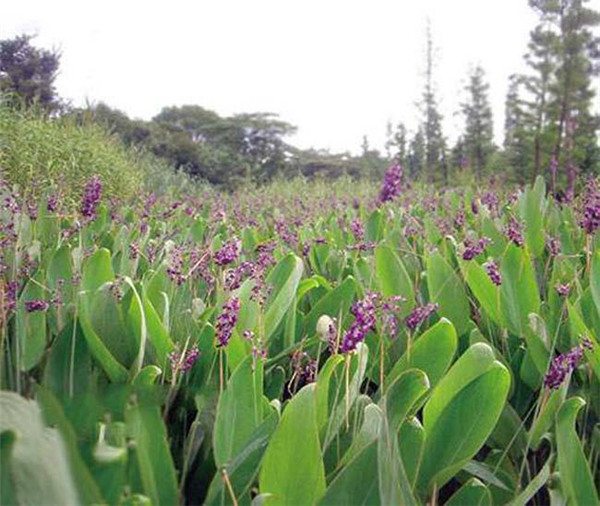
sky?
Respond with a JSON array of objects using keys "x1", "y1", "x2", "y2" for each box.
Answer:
[{"x1": 2, "y1": 0, "x2": 599, "y2": 155}]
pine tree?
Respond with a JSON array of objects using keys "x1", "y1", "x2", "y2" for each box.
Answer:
[
  {"x1": 419, "y1": 21, "x2": 446, "y2": 183},
  {"x1": 460, "y1": 65, "x2": 495, "y2": 180},
  {"x1": 408, "y1": 128, "x2": 426, "y2": 179}
]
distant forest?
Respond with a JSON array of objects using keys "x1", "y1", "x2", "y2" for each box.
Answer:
[{"x1": 1, "y1": 0, "x2": 598, "y2": 190}]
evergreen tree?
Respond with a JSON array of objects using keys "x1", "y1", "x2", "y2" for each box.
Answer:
[
  {"x1": 408, "y1": 128, "x2": 426, "y2": 179},
  {"x1": 419, "y1": 22, "x2": 446, "y2": 183},
  {"x1": 385, "y1": 122, "x2": 408, "y2": 166},
  {"x1": 504, "y1": 75, "x2": 535, "y2": 182},
  {"x1": 460, "y1": 65, "x2": 495, "y2": 180}
]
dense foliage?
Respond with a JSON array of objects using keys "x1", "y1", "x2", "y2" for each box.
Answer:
[{"x1": 1, "y1": 165, "x2": 599, "y2": 505}]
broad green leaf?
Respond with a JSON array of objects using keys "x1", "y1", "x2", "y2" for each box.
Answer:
[
  {"x1": 259, "y1": 383, "x2": 326, "y2": 505},
  {"x1": 418, "y1": 362, "x2": 511, "y2": 492},
  {"x1": 382, "y1": 369, "x2": 429, "y2": 432},
  {"x1": 375, "y1": 245, "x2": 415, "y2": 314},
  {"x1": 386, "y1": 318, "x2": 457, "y2": 392},
  {"x1": 366, "y1": 209, "x2": 384, "y2": 243},
  {"x1": 264, "y1": 254, "x2": 303, "y2": 341},
  {"x1": 500, "y1": 244, "x2": 540, "y2": 336},
  {"x1": 528, "y1": 386, "x2": 567, "y2": 451},
  {"x1": 304, "y1": 276, "x2": 357, "y2": 337},
  {"x1": 82, "y1": 248, "x2": 114, "y2": 292},
  {"x1": 518, "y1": 181, "x2": 546, "y2": 258},
  {"x1": 337, "y1": 403, "x2": 382, "y2": 469},
  {"x1": 0, "y1": 391, "x2": 82, "y2": 505},
  {"x1": 125, "y1": 399, "x2": 179, "y2": 506},
  {"x1": 316, "y1": 354, "x2": 345, "y2": 435},
  {"x1": 555, "y1": 397, "x2": 599, "y2": 506},
  {"x1": 426, "y1": 250, "x2": 471, "y2": 335},
  {"x1": 460, "y1": 259, "x2": 504, "y2": 327},
  {"x1": 446, "y1": 478, "x2": 492, "y2": 506},
  {"x1": 205, "y1": 407, "x2": 279, "y2": 506},
  {"x1": 423, "y1": 342, "x2": 496, "y2": 431},
  {"x1": 508, "y1": 460, "x2": 551, "y2": 506},
  {"x1": 16, "y1": 274, "x2": 47, "y2": 370},
  {"x1": 214, "y1": 357, "x2": 264, "y2": 467},
  {"x1": 398, "y1": 417, "x2": 425, "y2": 488},
  {"x1": 0, "y1": 431, "x2": 18, "y2": 505},
  {"x1": 319, "y1": 442, "x2": 379, "y2": 506}
]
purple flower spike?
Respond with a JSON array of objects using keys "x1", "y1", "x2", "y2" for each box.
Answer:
[
  {"x1": 24, "y1": 300, "x2": 49, "y2": 312},
  {"x1": 555, "y1": 283, "x2": 570, "y2": 297},
  {"x1": 81, "y1": 175, "x2": 102, "y2": 219},
  {"x1": 505, "y1": 216, "x2": 524, "y2": 247},
  {"x1": 379, "y1": 163, "x2": 403, "y2": 203},
  {"x1": 485, "y1": 260, "x2": 502, "y2": 286},
  {"x1": 214, "y1": 238, "x2": 242, "y2": 266},
  {"x1": 169, "y1": 345, "x2": 200, "y2": 374},
  {"x1": 544, "y1": 341, "x2": 592, "y2": 389},
  {"x1": 404, "y1": 302, "x2": 438, "y2": 331},
  {"x1": 579, "y1": 181, "x2": 599, "y2": 235},
  {"x1": 462, "y1": 237, "x2": 490, "y2": 260},
  {"x1": 216, "y1": 297, "x2": 241, "y2": 347},
  {"x1": 340, "y1": 292, "x2": 379, "y2": 353}
]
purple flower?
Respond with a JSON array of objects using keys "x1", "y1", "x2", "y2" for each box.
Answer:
[
  {"x1": 505, "y1": 216, "x2": 524, "y2": 247},
  {"x1": 350, "y1": 218, "x2": 364, "y2": 242},
  {"x1": 216, "y1": 297, "x2": 240, "y2": 347},
  {"x1": 224, "y1": 261, "x2": 255, "y2": 291},
  {"x1": 404, "y1": 302, "x2": 438, "y2": 331},
  {"x1": 46, "y1": 194, "x2": 58, "y2": 212},
  {"x1": 481, "y1": 192, "x2": 499, "y2": 215},
  {"x1": 555, "y1": 283, "x2": 571, "y2": 297},
  {"x1": 169, "y1": 345, "x2": 200, "y2": 374},
  {"x1": 341, "y1": 292, "x2": 379, "y2": 353},
  {"x1": 471, "y1": 199, "x2": 479, "y2": 215},
  {"x1": 462, "y1": 237, "x2": 490, "y2": 260},
  {"x1": 544, "y1": 341, "x2": 592, "y2": 389},
  {"x1": 214, "y1": 238, "x2": 241, "y2": 266},
  {"x1": 2, "y1": 280, "x2": 18, "y2": 314},
  {"x1": 379, "y1": 163, "x2": 403, "y2": 203},
  {"x1": 167, "y1": 246, "x2": 186, "y2": 285},
  {"x1": 546, "y1": 236, "x2": 561, "y2": 256},
  {"x1": 579, "y1": 181, "x2": 599, "y2": 235},
  {"x1": 485, "y1": 260, "x2": 502, "y2": 286},
  {"x1": 24, "y1": 300, "x2": 49, "y2": 312},
  {"x1": 81, "y1": 175, "x2": 102, "y2": 219}
]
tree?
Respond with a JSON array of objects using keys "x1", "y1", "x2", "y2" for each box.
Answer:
[
  {"x1": 419, "y1": 21, "x2": 446, "y2": 183},
  {"x1": 385, "y1": 122, "x2": 408, "y2": 166},
  {"x1": 408, "y1": 128, "x2": 426, "y2": 180},
  {"x1": 460, "y1": 65, "x2": 495, "y2": 180},
  {"x1": 0, "y1": 34, "x2": 61, "y2": 112}
]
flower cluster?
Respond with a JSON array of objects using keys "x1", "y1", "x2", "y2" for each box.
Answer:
[
  {"x1": 290, "y1": 349, "x2": 317, "y2": 387},
  {"x1": 544, "y1": 339, "x2": 593, "y2": 389},
  {"x1": 485, "y1": 260, "x2": 502, "y2": 286},
  {"x1": 379, "y1": 163, "x2": 403, "y2": 203},
  {"x1": 555, "y1": 283, "x2": 571, "y2": 297},
  {"x1": 350, "y1": 218, "x2": 364, "y2": 242},
  {"x1": 167, "y1": 246, "x2": 186, "y2": 285},
  {"x1": 404, "y1": 302, "x2": 438, "y2": 331},
  {"x1": 579, "y1": 181, "x2": 599, "y2": 235},
  {"x1": 340, "y1": 292, "x2": 379, "y2": 353},
  {"x1": 1, "y1": 280, "x2": 18, "y2": 314},
  {"x1": 505, "y1": 216, "x2": 524, "y2": 247},
  {"x1": 169, "y1": 345, "x2": 200, "y2": 375},
  {"x1": 214, "y1": 238, "x2": 242, "y2": 266},
  {"x1": 224, "y1": 261, "x2": 255, "y2": 291},
  {"x1": 81, "y1": 175, "x2": 102, "y2": 220},
  {"x1": 462, "y1": 237, "x2": 490, "y2": 260},
  {"x1": 546, "y1": 236, "x2": 561, "y2": 256},
  {"x1": 24, "y1": 300, "x2": 49, "y2": 312},
  {"x1": 215, "y1": 297, "x2": 240, "y2": 347}
]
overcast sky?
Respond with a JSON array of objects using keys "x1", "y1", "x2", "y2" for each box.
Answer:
[{"x1": 2, "y1": 0, "x2": 599, "y2": 154}]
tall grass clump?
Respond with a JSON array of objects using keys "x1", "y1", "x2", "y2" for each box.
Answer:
[{"x1": 0, "y1": 96, "x2": 143, "y2": 203}]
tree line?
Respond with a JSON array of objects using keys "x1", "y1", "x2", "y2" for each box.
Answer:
[{"x1": 1, "y1": 0, "x2": 598, "y2": 190}]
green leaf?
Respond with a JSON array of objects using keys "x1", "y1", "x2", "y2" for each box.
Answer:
[
  {"x1": 518, "y1": 181, "x2": 546, "y2": 258},
  {"x1": 82, "y1": 248, "x2": 114, "y2": 292},
  {"x1": 528, "y1": 386, "x2": 567, "y2": 451},
  {"x1": 555, "y1": 397, "x2": 599, "y2": 506},
  {"x1": 205, "y1": 407, "x2": 279, "y2": 505},
  {"x1": 382, "y1": 369, "x2": 429, "y2": 432},
  {"x1": 316, "y1": 354, "x2": 346, "y2": 435},
  {"x1": 214, "y1": 357, "x2": 264, "y2": 467},
  {"x1": 16, "y1": 274, "x2": 48, "y2": 370},
  {"x1": 445, "y1": 478, "x2": 492, "y2": 506},
  {"x1": 304, "y1": 276, "x2": 357, "y2": 337},
  {"x1": 426, "y1": 250, "x2": 471, "y2": 335},
  {"x1": 264, "y1": 254, "x2": 304, "y2": 342},
  {"x1": 337, "y1": 403, "x2": 382, "y2": 469},
  {"x1": 375, "y1": 245, "x2": 415, "y2": 314},
  {"x1": 385, "y1": 318, "x2": 457, "y2": 393},
  {"x1": 398, "y1": 417, "x2": 425, "y2": 489},
  {"x1": 500, "y1": 244, "x2": 540, "y2": 336},
  {"x1": 459, "y1": 259, "x2": 504, "y2": 327},
  {"x1": 125, "y1": 398, "x2": 179, "y2": 506},
  {"x1": 591, "y1": 250, "x2": 600, "y2": 317},
  {"x1": 418, "y1": 361, "x2": 511, "y2": 492},
  {"x1": 319, "y1": 442, "x2": 379, "y2": 506},
  {"x1": 259, "y1": 383, "x2": 326, "y2": 505},
  {"x1": 0, "y1": 391, "x2": 83, "y2": 505},
  {"x1": 0, "y1": 431, "x2": 18, "y2": 505},
  {"x1": 423, "y1": 342, "x2": 496, "y2": 431},
  {"x1": 507, "y1": 460, "x2": 551, "y2": 506}
]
